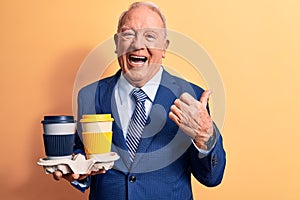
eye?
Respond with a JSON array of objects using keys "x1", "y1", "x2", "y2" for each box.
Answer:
[
  {"x1": 144, "y1": 32, "x2": 157, "y2": 41},
  {"x1": 121, "y1": 30, "x2": 135, "y2": 40}
]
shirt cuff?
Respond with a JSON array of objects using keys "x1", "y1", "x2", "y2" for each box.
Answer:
[
  {"x1": 192, "y1": 140, "x2": 211, "y2": 158},
  {"x1": 71, "y1": 177, "x2": 91, "y2": 193}
]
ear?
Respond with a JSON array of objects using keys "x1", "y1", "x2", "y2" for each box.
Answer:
[
  {"x1": 162, "y1": 39, "x2": 170, "y2": 58},
  {"x1": 114, "y1": 33, "x2": 119, "y2": 54}
]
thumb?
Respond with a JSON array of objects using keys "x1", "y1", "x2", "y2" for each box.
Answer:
[{"x1": 199, "y1": 90, "x2": 212, "y2": 107}]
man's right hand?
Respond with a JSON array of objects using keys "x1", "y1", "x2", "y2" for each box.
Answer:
[{"x1": 53, "y1": 169, "x2": 106, "y2": 182}]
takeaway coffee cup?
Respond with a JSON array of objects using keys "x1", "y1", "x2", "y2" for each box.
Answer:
[
  {"x1": 80, "y1": 114, "x2": 114, "y2": 158},
  {"x1": 41, "y1": 115, "x2": 76, "y2": 160}
]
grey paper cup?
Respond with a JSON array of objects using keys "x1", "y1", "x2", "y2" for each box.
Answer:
[{"x1": 41, "y1": 116, "x2": 76, "y2": 160}]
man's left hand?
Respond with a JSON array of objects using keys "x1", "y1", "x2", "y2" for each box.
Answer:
[{"x1": 169, "y1": 90, "x2": 214, "y2": 150}]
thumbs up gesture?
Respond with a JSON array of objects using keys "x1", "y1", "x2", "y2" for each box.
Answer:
[{"x1": 169, "y1": 90, "x2": 214, "y2": 150}]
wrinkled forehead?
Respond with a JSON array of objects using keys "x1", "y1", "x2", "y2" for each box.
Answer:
[{"x1": 118, "y1": 27, "x2": 166, "y2": 35}]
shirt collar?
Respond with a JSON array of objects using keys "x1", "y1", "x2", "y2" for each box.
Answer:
[{"x1": 117, "y1": 67, "x2": 163, "y2": 104}]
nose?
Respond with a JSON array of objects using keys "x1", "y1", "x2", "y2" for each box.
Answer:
[{"x1": 131, "y1": 34, "x2": 145, "y2": 51}]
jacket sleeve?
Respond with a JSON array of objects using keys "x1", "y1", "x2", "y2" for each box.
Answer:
[
  {"x1": 73, "y1": 88, "x2": 86, "y2": 155},
  {"x1": 72, "y1": 82, "x2": 98, "y2": 155},
  {"x1": 189, "y1": 123, "x2": 226, "y2": 187},
  {"x1": 70, "y1": 87, "x2": 91, "y2": 192}
]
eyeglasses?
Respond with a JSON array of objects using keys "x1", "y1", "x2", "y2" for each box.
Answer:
[{"x1": 119, "y1": 28, "x2": 166, "y2": 43}]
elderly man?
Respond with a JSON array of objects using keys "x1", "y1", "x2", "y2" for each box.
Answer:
[{"x1": 54, "y1": 2, "x2": 226, "y2": 200}]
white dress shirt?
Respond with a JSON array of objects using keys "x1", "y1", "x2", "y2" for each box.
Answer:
[{"x1": 114, "y1": 67, "x2": 162, "y2": 139}]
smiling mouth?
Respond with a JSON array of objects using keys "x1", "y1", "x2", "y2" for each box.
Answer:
[{"x1": 128, "y1": 55, "x2": 148, "y2": 65}]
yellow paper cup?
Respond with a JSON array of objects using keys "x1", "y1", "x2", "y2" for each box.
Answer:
[
  {"x1": 80, "y1": 114, "x2": 114, "y2": 158},
  {"x1": 82, "y1": 132, "x2": 113, "y2": 158},
  {"x1": 80, "y1": 114, "x2": 114, "y2": 132}
]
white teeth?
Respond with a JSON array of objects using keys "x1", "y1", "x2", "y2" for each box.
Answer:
[
  {"x1": 130, "y1": 55, "x2": 146, "y2": 59},
  {"x1": 129, "y1": 55, "x2": 147, "y2": 64}
]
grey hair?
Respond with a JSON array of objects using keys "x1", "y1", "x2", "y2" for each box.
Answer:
[{"x1": 117, "y1": 1, "x2": 167, "y2": 37}]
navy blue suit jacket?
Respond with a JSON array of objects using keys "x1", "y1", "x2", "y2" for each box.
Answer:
[{"x1": 74, "y1": 69, "x2": 226, "y2": 200}]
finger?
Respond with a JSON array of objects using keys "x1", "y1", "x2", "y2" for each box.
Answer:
[
  {"x1": 170, "y1": 104, "x2": 182, "y2": 119},
  {"x1": 53, "y1": 171, "x2": 63, "y2": 181},
  {"x1": 78, "y1": 169, "x2": 106, "y2": 180},
  {"x1": 79, "y1": 170, "x2": 93, "y2": 180},
  {"x1": 169, "y1": 111, "x2": 180, "y2": 126},
  {"x1": 91, "y1": 169, "x2": 107, "y2": 175},
  {"x1": 173, "y1": 98, "x2": 190, "y2": 112},
  {"x1": 199, "y1": 90, "x2": 212, "y2": 107},
  {"x1": 78, "y1": 174, "x2": 89, "y2": 180},
  {"x1": 179, "y1": 92, "x2": 196, "y2": 106},
  {"x1": 173, "y1": 98, "x2": 182, "y2": 107},
  {"x1": 71, "y1": 174, "x2": 80, "y2": 180}
]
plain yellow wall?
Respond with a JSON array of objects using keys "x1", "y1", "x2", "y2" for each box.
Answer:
[{"x1": 1, "y1": 0, "x2": 300, "y2": 199}]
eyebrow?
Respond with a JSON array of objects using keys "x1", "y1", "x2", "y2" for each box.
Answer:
[{"x1": 120, "y1": 26, "x2": 133, "y2": 32}]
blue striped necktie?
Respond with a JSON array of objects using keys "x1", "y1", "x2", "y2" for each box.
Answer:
[{"x1": 126, "y1": 89, "x2": 148, "y2": 162}]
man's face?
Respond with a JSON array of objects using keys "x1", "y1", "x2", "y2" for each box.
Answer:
[{"x1": 115, "y1": 6, "x2": 169, "y2": 87}]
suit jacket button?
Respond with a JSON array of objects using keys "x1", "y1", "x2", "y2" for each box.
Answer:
[{"x1": 129, "y1": 176, "x2": 136, "y2": 183}]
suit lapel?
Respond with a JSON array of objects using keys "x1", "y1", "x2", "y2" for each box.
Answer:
[
  {"x1": 131, "y1": 70, "x2": 181, "y2": 169},
  {"x1": 95, "y1": 70, "x2": 131, "y2": 171}
]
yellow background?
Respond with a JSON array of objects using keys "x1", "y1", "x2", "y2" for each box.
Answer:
[{"x1": 1, "y1": 0, "x2": 299, "y2": 199}]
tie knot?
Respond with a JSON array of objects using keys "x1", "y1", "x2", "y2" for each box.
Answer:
[{"x1": 132, "y1": 89, "x2": 147, "y2": 103}]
